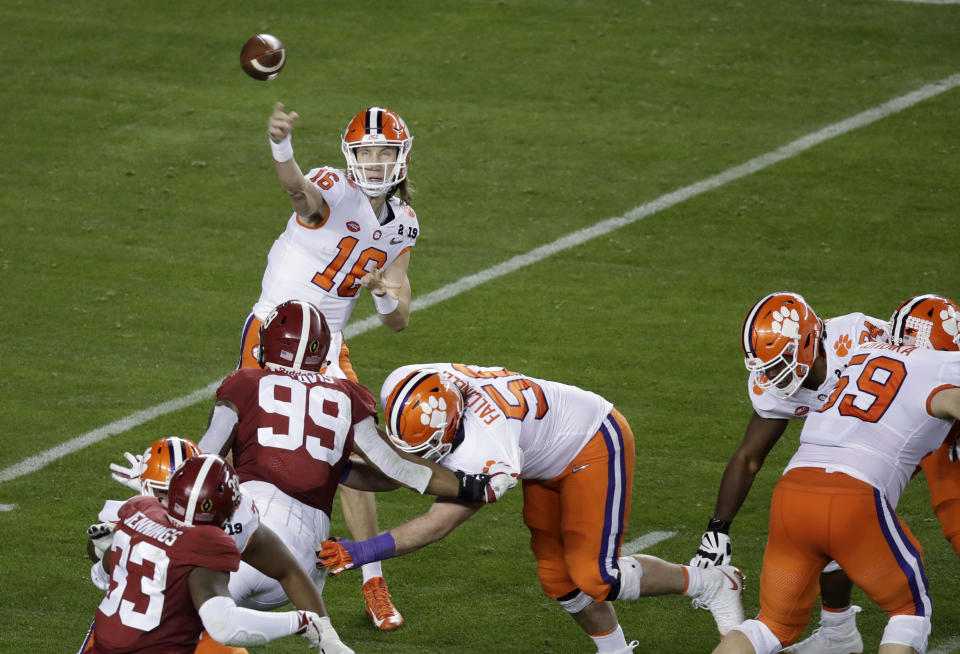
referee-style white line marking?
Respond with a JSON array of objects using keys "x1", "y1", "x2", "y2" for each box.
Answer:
[
  {"x1": 622, "y1": 531, "x2": 678, "y2": 554},
  {"x1": 2, "y1": 72, "x2": 960, "y2": 489}
]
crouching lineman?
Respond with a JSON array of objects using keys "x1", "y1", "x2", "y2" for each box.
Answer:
[
  {"x1": 80, "y1": 455, "x2": 327, "y2": 653},
  {"x1": 88, "y1": 436, "x2": 350, "y2": 653},
  {"x1": 713, "y1": 294, "x2": 960, "y2": 654},
  {"x1": 318, "y1": 363, "x2": 745, "y2": 653}
]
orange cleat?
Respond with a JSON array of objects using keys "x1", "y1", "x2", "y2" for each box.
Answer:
[
  {"x1": 195, "y1": 630, "x2": 249, "y2": 654},
  {"x1": 362, "y1": 577, "x2": 404, "y2": 631}
]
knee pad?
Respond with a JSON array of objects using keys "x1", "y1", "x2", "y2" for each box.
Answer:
[
  {"x1": 557, "y1": 589, "x2": 593, "y2": 614},
  {"x1": 881, "y1": 614, "x2": 931, "y2": 654},
  {"x1": 732, "y1": 619, "x2": 783, "y2": 654},
  {"x1": 613, "y1": 556, "x2": 643, "y2": 601}
]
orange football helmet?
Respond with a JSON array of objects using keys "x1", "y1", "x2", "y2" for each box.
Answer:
[
  {"x1": 382, "y1": 368, "x2": 464, "y2": 462},
  {"x1": 742, "y1": 292, "x2": 823, "y2": 399},
  {"x1": 341, "y1": 106, "x2": 413, "y2": 197},
  {"x1": 140, "y1": 436, "x2": 202, "y2": 497},
  {"x1": 888, "y1": 294, "x2": 960, "y2": 351}
]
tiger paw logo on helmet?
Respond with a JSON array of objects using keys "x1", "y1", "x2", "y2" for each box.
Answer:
[
  {"x1": 771, "y1": 305, "x2": 801, "y2": 339},
  {"x1": 941, "y1": 308, "x2": 960, "y2": 341},
  {"x1": 419, "y1": 395, "x2": 449, "y2": 430},
  {"x1": 833, "y1": 333, "x2": 852, "y2": 357}
]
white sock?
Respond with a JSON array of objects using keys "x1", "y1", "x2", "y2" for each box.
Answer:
[
  {"x1": 821, "y1": 605, "x2": 859, "y2": 628},
  {"x1": 590, "y1": 625, "x2": 627, "y2": 653},
  {"x1": 361, "y1": 561, "x2": 383, "y2": 583},
  {"x1": 682, "y1": 565, "x2": 706, "y2": 597}
]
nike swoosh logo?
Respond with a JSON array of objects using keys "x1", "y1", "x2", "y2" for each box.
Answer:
[
  {"x1": 572, "y1": 464, "x2": 591, "y2": 473},
  {"x1": 390, "y1": 237, "x2": 404, "y2": 244},
  {"x1": 721, "y1": 571, "x2": 740, "y2": 591}
]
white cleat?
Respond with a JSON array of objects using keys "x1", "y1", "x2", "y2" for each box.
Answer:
[
  {"x1": 691, "y1": 565, "x2": 745, "y2": 636},
  {"x1": 781, "y1": 606, "x2": 863, "y2": 654}
]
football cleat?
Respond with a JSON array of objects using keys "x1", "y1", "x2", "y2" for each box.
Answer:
[
  {"x1": 781, "y1": 606, "x2": 863, "y2": 654},
  {"x1": 742, "y1": 292, "x2": 823, "y2": 399},
  {"x1": 888, "y1": 294, "x2": 960, "y2": 351},
  {"x1": 691, "y1": 565, "x2": 745, "y2": 636},
  {"x1": 362, "y1": 577, "x2": 404, "y2": 631}
]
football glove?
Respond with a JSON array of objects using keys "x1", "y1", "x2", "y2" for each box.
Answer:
[
  {"x1": 295, "y1": 611, "x2": 323, "y2": 649},
  {"x1": 87, "y1": 522, "x2": 116, "y2": 560},
  {"x1": 690, "y1": 530, "x2": 732, "y2": 568},
  {"x1": 482, "y1": 461, "x2": 519, "y2": 502},
  {"x1": 109, "y1": 452, "x2": 144, "y2": 492},
  {"x1": 316, "y1": 533, "x2": 396, "y2": 577}
]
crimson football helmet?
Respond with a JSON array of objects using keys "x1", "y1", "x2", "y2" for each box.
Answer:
[
  {"x1": 889, "y1": 294, "x2": 960, "y2": 351},
  {"x1": 341, "y1": 106, "x2": 413, "y2": 198},
  {"x1": 382, "y1": 368, "x2": 464, "y2": 462},
  {"x1": 742, "y1": 292, "x2": 824, "y2": 399},
  {"x1": 258, "y1": 300, "x2": 331, "y2": 373},
  {"x1": 139, "y1": 436, "x2": 202, "y2": 498},
  {"x1": 166, "y1": 454, "x2": 241, "y2": 528}
]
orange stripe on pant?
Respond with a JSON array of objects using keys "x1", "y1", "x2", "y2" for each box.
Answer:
[
  {"x1": 238, "y1": 313, "x2": 358, "y2": 382},
  {"x1": 758, "y1": 467, "x2": 930, "y2": 646},
  {"x1": 522, "y1": 408, "x2": 634, "y2": 602}
]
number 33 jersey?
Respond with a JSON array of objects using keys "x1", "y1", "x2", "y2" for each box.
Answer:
[
  {"x1": 788, "y1": 344, "x2": 960, "y2": 505},
  {"x1": 381, "y1": 363, "x2": 613, "y2": 480},
  {"x1": 252, "y1": 166, "x2": 420, "y2": 332}
]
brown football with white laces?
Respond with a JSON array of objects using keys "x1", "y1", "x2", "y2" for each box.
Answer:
[{"x1": 240, "y1": 34, "x2": 286, "y2": 81}]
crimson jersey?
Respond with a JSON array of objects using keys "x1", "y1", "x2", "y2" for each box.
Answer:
[
  {"x1": 90, "y1": 496, "x2": 240, "y2": 654},
  {"x1": 217, "y1": 367, "x2": 378, "y2": 514}
]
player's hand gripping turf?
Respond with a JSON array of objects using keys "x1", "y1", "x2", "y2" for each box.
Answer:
[
  {"x1": 109, "y1": 452, "x2": 144, "y2": 492},
  {"x1": 690, "y1": 530, "x2": 732, "y2": 568}
]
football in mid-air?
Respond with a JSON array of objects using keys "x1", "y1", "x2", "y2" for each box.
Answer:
[{"x1": 240, "y1": 34, "x2": 286, "y2": 81}]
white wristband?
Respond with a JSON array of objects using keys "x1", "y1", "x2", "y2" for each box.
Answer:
[
  {"x1": 373, "y1": 292, "x2": 400, "y2": 315},
  {"x1": 270, "y1": 134, "x2": 293, "y2": 162}
]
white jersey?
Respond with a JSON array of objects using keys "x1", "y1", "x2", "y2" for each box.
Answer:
[
  {"x1": 98, "y1": 489, "x2": 260, "y2": 553},
  {"x1": 786, "y1": 343, "x2": 960, "y2": 505},
  {"x1": 749, "y1": 312, "x2": 888, "y2": 419},
  {"x1": 380, "y1": 363, "x2": 613, "y2": 480},
  {"x1": 252, "y1": 166, "x2": 419, "y2": 332}
]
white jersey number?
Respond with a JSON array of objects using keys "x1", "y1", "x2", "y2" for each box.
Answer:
[
  {"x1": 98, "y1": 530, "x2": 167, "y2": 631},
  {"x1": 256, "y1": 376, "x2": 352, "y2": 463}
]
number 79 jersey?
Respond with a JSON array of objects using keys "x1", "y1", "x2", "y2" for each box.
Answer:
[
  {"x1": 787, "y1": 343, "x2": 960, "y2": 505},
  {"x1": 252, "y1": 166, "x2": 420, "y2": 332},
  {"x1": 381, "y1": 363, "x2": 613, "y2": 480}
]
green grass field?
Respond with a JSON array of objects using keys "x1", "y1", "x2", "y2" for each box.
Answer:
[{"x1": 2, "y1": 1, "x2": 959, "y2": 652}]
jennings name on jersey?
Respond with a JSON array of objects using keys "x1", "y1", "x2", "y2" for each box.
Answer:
[
  {"x1": 253, "y1": 166, "x2": 419, "y2": 332},
  {"x1": 749, "y1": 312, "x2": 888, "y2": 419}
]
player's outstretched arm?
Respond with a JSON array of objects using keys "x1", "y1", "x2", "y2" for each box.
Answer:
[
  {"x1": 318, "y1": 498, "x2": 479, "y2": 575},
  {"x1": 267, "y1": 102, "x2": 327, "y2": 221},
  {"x1": 691, "y1": 412, "x2": 788, "y2": 567}
]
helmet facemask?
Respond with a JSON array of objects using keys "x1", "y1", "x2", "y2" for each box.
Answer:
[
  {"x1": 889, "y1": 294, "x2": 960, "y2": 351},
  {"x1": 341, "y1": 107, "x2": 413, "y2": 198}
]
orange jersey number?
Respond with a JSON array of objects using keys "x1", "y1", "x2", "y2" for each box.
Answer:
[
  {"x1": 818, "y1": 354, "x2": 907, "y2": 423},
  {"x1": 451, "y1": 365, "x2": 549, "y2": 421},
  {"x1": 311, "y1": 236, "x2": 388, "y2": 298}
]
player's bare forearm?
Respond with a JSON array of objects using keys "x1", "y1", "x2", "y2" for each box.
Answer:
[
  {"x1": 390, "y1": 499, "x2": 479, "y2": 555},
  {"x1": 711, "y1": 412, "x2": 788, "y2": 521}
]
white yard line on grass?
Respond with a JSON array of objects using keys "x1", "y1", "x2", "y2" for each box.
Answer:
[
  {"x1": 622, "y1": 531, "x2": 678, "y2": 554},
  {"x1": 2, "y1": 72, "x2": 960, "y2": 489},
  {"x1": 929, "y1": 636, "x2": 960, "y2": 654}
]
